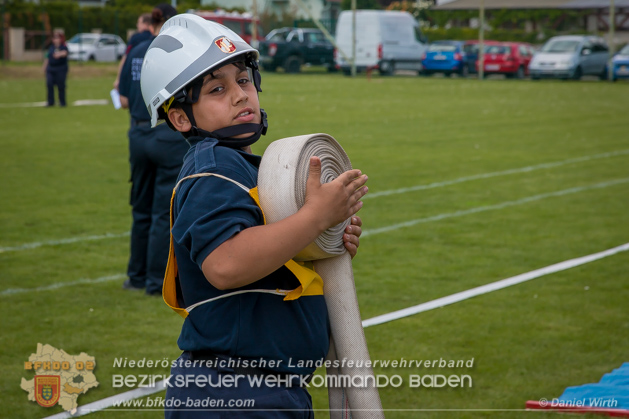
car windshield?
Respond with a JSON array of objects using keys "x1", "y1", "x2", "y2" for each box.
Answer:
[
  {"x1": 429, "y1": 44, "x2": 457, "y2": 52},
  {"x1": 619, "y1": 44, "x2": 629, "y2": 55},
  {"x1": 267, "y1": 30, "x2": 289, "y2": 42},
  {"x1": 485, "y1": 45, "x2": 510, "y2": 54},
  {"x1": 542, "y1": 40, "x2": 580, "y2": 53},
  {"x1": 68, "y1": 35, "x2": 97, "y2": 45}
]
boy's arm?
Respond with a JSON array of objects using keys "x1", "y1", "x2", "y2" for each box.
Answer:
[{"x1": 201, "y1": 157, "x2": 368, "y2": 290}]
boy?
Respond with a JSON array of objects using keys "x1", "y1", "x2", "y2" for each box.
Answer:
[{"x1": 140, "y1": 14, "x2": 367, "y2": 417}]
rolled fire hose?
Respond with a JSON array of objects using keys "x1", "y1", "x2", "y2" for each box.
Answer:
[{"x1": 257, "y1": 134, "x2": 384, "y2": 419}]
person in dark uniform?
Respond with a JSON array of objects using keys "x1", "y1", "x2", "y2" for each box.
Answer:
[
  {"x1": 43, "y1": 32, "x2": 68, "y2": 107},
  {"x1": 140, "y1": 14, "x2": 367, "y2": 417},
  {"x1": 118, "y1": 4, "x2": 189, "y2": 296},
  {"x1": 114, "y1": 13, "x2": 152, "y2": 91}
]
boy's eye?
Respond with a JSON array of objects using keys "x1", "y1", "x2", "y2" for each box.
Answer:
[
  {"x1": 238, "y1": 77, "x2": 250, "y2": 85},
  {"x1": 209, "y1": 85, "x2": 224, "y2": 94}
]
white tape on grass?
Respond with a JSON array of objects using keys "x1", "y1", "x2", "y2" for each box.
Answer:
[
  {"x1": 3, "y1": 149, "x2": 628, "y2": 254},
  {"x1": 0, "y1": 232, "x2": 129, "y2": 253},
  {"x1": 364, "y1": 149, "x2": 629, "y2": 199},
  {"x1": 43, "y1": 381, "x2": 166, "y2": 419},
  {"x1": 0, "y1": 274, "x2": 124, "y2": 296},
  {"x1": 362, "y1": 242, "x2": 629, "y2": 328},
  {"x1": 40, "y1": 242, "x2": 629, "y2": 418},
  {"x1": 362, "y1": 178, "x2": 629, "y2": 238}
]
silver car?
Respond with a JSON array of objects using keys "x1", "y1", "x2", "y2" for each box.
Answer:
[
  {"x1": 529, "y1": 35, "x2": 609, "y2": 80},
  {"x1": 67, "y1": 33, "x2": 126, "y2": 62}
]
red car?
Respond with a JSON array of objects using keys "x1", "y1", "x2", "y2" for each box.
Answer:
[{"x1": 476, "y1": 42, "x2": 536, "y2": 79}]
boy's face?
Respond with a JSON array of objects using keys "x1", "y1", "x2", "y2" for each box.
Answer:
[{"x1": 191, "y1": 63, "x2": 261, "y2": 138}]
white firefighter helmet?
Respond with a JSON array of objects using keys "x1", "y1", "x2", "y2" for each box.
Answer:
[{"x1": 140, "y1": 13, "x2": 259, "y2": 128}]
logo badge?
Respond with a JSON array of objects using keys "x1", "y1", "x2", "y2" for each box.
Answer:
[
  {"x1": 215, "y1": 37, "x2": 236, "y2": 54},
  {"x1": 35, "y1": 375, "x2": 60, "y2": 408}
]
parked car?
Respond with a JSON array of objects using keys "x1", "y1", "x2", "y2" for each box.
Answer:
[
  {"x1": 612, "y1": 43, "x2": 629, "y2": 81},
  {"x1": 421, "y1": 40, "x2": 467, "y2": 77},
  {"x1": 334, "y1": 10, "x2": 427, "y2": 76},
  {"x1": 67, "y1": 33, "x2": 126, "y2": 62},
  {"x1": 462, "y1": 39, "x2": 499, "y2": 74},
  {"x1": 476, "y1": 42, "x2": 535, "y2": 79},
  {"x1": 194, "y1": 10, "x2": 264, "y2": 45},
  {"x1": 258, "y1": 28, "x2": 335, "y2": 73},
  {"x1": 529, "y1": 35, "x2": 609, "y2": 80}
]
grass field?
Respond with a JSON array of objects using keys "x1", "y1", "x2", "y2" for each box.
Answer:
[{"x1": 1, "y1": 63, "x2": 628, "y2": 418}]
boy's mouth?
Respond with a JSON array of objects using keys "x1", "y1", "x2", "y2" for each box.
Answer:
[{"x1": 234, "y1": 108, "x2": 256, "y2": 122}]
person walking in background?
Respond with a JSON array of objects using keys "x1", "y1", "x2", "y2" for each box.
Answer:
[
  {"x1": 118, "y1": 4, "x2": 189, "y2": 296},
  {"x1": 114, "y1": 13, "x2": 152, "y2": 91},
  {"x1": 43, "y1": 32, "x2": 68, "y2": 107}
]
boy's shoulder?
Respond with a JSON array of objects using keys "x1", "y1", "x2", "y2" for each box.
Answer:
[{"x1": 181, "y1": 137, "x2": 261, "y2": 186}]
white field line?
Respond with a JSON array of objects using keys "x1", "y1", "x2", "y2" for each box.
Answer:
[
  {"x1": 0, "y1": 99, "x2": 109, "y2": 108},
  {"x1": 0, "y1": 232, "x2": 129, "y2": 254},
  {"x1": 2, "y1": 149, "x2": 627, "y2": 254},
  {"x1": 0, "y1": 274, "x2": 125, "y2": 297},
  {"x1": 362, "y1": 242, "x2": 629, "y2": 328},
  {"x1": 3, "y1": 178, "x2": 628, "y2": 297},
  {"x1": 362, "y1": 178, "x2": 629, "y2": 238},
  {"x1": 41, "y1": 242, "x2": 629, "y2": 418},
  {"x1": 364, "y1": 149, "x2": 629, "y2": 199}
]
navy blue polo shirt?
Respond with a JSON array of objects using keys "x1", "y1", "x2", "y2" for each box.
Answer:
[
  {"x1": 172, "y1": 137, "x2": 330, "y2": 375},
  {"x1": 119, "y1": 37, "x2": 153, "y2": 121},
  {"x1": 46, "y1": 44, "x2": 68, "y2": 69}
]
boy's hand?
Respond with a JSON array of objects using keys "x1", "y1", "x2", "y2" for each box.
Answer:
[
  {"x1": 304, "y1": 156, "x2": 368, "y2": 233},
  {"x1": 344, "y1": 216, "x2": 362, "y2": 259}
]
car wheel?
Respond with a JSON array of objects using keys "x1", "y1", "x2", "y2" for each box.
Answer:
[
  {"x1": 88, "y1": 55, "x2": 96, "y2": 61},
  {"x1": 379, "y1": 60, "x2": 394, "y2": 76},
  {"x1": 531, "y1": 75, "x2": 540, "y2": 81},
  {"x1": 572, "y1": 66, "x2": 582, "y2": 80},
  {"x1": 599, "y1": 67, "x2": 609, "y2": 80},
  {"x1": 283, "y1": 56, "x2": 302, "y2": 74},
  {"x1": 516, "y1": 66, "x2": 525, "y2": 79},
  {"x1": 459, "y1": 65, "x2": 469, "y2": 78}
]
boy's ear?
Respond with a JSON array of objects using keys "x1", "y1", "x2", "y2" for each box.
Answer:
[{"x1": 168, "y1": 108, "x2": 192, "y2": 132}]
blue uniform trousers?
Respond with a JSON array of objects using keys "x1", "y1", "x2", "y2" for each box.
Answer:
[
  {"x1": 127, "y1": 122, "x2": 188, "y2": 294},
  {"x1": 46, "y1": 67, "x2": 67, "y2": 106},
  {"x1": 165, "y1": 351, "x2": 314, "y2": 418}
]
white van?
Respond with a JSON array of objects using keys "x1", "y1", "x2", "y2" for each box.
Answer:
[{"x1": 334, "y1": 10, "x2": 427, "y2": 75}]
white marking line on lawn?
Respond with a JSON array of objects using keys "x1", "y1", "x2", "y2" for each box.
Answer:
[
  {"x1": 0, "y1": 99, "x2": 109, "y2": 108},
  {"x1": 0, "y1": 232, "x2": 129, "y2": 253},
  {"x1": 3, "y1": 150, "x2": 627, "y2": 254},
  {"x1": 43, "y1": 381, "x2": 166, "y2": 419},
  {"x1": 362, "y1": 178, "x2": 629, "y2": 238},
  {"x1": 364, "y1": 149, "x2": 629, "y2": 199},
  {"x1": 40, "y1": 242, "x2": 629, "y2": 419},
  {"x1": 362, "y1": 242, "x2": 629, "y2": 328},
  {"x1": 0, "y1": 274, "x2": 124, "y2": 296}
]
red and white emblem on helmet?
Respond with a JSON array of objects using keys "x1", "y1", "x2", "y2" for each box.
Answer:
[{"x1": 215, "y1": 37, "x2": 236, "y2": 54}]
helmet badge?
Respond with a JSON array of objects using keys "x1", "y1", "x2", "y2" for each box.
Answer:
[{"x1": 215, "y1": 37, "x2": 236, "y2": 54}]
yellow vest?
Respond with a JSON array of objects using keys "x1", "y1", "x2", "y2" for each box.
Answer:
[{"x1": 163, "y1": 173, "x2": 324, "y2": 319}]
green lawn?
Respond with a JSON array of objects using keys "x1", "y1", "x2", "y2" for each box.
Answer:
[{"x1": 1, "y1": 65, "x2": 628, "y2": 418}]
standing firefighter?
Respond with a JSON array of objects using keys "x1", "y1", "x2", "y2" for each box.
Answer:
[
  {"x1": 119, "y1": 4, "x2": 189, "y2": 296},
  {"x1": 140, "y1": 14, "x2": 367, "y2": 417}
]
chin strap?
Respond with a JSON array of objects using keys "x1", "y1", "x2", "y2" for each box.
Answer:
[{"x1": 190, "y1": 109, "x2": 268, "y2": 149}]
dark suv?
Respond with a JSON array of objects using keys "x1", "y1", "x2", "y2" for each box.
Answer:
[{"x1": 258, "y1": 28, "x2": 335, "y2": 73}]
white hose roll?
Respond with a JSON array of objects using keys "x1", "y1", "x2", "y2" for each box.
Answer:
[{"x1": 258, "y1": 133, "x2": 384, "y2": 418}]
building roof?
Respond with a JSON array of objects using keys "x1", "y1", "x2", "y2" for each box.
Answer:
[{"x1": 434, "y1": 0, "x2": 629, "y2": 10}]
